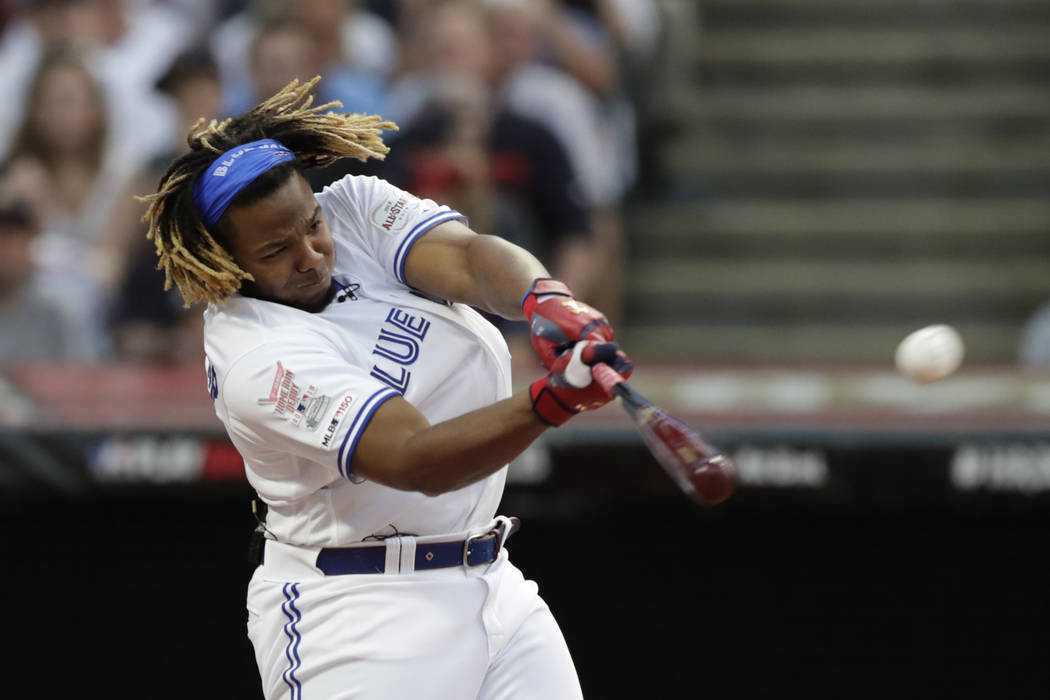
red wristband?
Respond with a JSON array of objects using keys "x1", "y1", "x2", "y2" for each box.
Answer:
[
  {"x1": 529, "y1": 375, "x2": 577, "y2": 427},
  {"x1": 521, "y1": 278, "x2": 573, "y2": 315}
]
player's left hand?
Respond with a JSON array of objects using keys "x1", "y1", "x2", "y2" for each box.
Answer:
[
  {"x1": 521, "y1": 278, "x2": 613, "y2": 369},
  {"x1": 529, "y1": 340, "x2": 634, "y2": 426}
]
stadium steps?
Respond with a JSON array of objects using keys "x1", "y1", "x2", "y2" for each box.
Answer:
[
  {"x1": 621, "y1": 0, "x2": 1050, "y2": 363},
  {"x1": 623, "y1": 320, "x2": 1017, "y2": 364},
  {"x1": 698, "y1": 28, "x2": 1050, "y2": 67},
  {"x1": 665, "y1": 136, "x2": 1050, "y2": 178},
  {"x1": 678, "y1": 85, "x2": 1050, "y2": 124},
  {"x1": 697, "y1": 0, "x2": 1050, "y2": 26},
  {"x1": 634, "y1": 199, "x2": 1050, "y2": 258},
  {"x1": 630, "y1": 258, "x2": 1050, "y2": 323}
]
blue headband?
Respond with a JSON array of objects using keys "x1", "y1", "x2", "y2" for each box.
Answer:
[{"x1": 192, "y1": 138, "x2": 296, "y2": 229}]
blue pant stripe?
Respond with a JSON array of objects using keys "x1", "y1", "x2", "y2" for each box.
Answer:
[{"x1": 281, "y1": 582, "x2": 304, "y2": 699}]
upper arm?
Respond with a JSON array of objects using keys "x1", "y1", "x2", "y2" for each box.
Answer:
[
  {"x1": 401, "y1": 219, "x2": 484, "y2": 307},
  {"x1": 319, "y1": 173, "x2": 545, "y2": 317},
  {"x1": 403, "y1": 220, "x2": 550, "y2": 319},
  {"x1": 317, "y1": 174, "x2": 466, "y2": 286}
]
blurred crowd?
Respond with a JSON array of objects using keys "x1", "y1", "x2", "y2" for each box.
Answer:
[{"x1": 0, "y1": 0, "x2": 680, "y2": 366}]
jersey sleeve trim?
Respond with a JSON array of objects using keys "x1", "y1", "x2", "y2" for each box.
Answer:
[
  {"x1": 336, "y1": 386, "x2": 400, "y2": 480},
  {"x1": 393, "y1": 210, "x2": 466, "y2": 285}
]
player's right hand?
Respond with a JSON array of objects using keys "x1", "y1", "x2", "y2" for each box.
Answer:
[
  {"x1": 521, "y1": 278, "x2": 613, "y2": 370},
  {"x1": 529, "y1": 340, "x2": 634, "y2": 426}
]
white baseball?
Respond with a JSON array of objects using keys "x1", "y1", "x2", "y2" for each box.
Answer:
[{"x1": 894, "y1": 324, "x2": 965, "y2": 383}]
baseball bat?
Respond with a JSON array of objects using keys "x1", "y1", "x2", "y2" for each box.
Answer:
[{"x1": 592, "y1": 363, "x2": 736, "y2": 506}]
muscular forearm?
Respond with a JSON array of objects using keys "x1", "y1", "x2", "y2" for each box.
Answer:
[
  {"x1": 357, "y1": 392, "x2": 548, "y2": 496},
  {"x1": 464, "y1": 234, "x2": 550, "y2": 320}
]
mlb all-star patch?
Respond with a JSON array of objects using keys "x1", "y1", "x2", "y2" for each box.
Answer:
[
  {"x1": 370, "y1": 190, "x2": 420, "y2": 233},
  {"x1": 258, "y1": 362, "x2": 330, "y2": 431}
]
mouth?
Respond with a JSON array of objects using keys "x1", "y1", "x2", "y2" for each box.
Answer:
[
  {"x1": 297, "y1": 261, "x2": 333, "y2": 291},
  {"x1": 298, "y1": 277, "x2": 331, "y2": 306},
  {"x1": 292, "y1": 276, "x2": 334, "y2": 312},
  {"x1": 293, "y1": 257, "x2": 335, "y2": 307}
]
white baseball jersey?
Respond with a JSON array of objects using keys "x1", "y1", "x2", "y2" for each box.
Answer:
[{"x1": 203, "y1": 175, "x2": 513, "y2": 547}]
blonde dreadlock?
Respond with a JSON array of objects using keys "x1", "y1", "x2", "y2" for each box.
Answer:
[{"x1": 138, "y1": 77, "x2": 397, "y2": 306}]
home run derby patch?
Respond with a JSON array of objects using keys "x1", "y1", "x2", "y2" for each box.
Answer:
[{"x1": 258, "y1": 362, "x2": 330, "y2": 431}]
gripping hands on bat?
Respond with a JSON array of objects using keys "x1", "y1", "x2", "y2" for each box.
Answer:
[
  {"x1": 524, "y1": 279, "x2": 737, "y2": 506},
  {"x1": 524, "y1": 278, "x2": 630, "y2": 424},
  {"x1": 521, "y1": 278, "x2": 613, "y2": 369},
  {"x1": 529, "y1": 340, "x2": 634, "y2": 426}
]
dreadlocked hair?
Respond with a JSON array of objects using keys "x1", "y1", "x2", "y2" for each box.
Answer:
[{"x1": 138, "y1": 76, "x2": 398, "y2": 306}]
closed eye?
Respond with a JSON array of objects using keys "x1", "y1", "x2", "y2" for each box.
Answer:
[{"x1": 261, "y1": 246, "x2": 286, "y2": 260}]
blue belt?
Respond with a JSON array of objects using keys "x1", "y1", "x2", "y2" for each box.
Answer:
[{"x1": 314, "y1": 517, "x2": 520, "y2": 575}]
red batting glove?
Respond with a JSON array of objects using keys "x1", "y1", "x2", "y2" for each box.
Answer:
[
  {"x1": 521, "y1": 278, "x2": 613, "y2": 370},
  {"x1": 529, "y1": 341, "x2": 634, "y2": 426}
]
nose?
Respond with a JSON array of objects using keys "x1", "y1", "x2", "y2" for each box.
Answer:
[{"x1": 297, "y1": 236, "x2": 326, "y2": 274}]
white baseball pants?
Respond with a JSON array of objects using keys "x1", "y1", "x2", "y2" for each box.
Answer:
[{"x1": 247, "y1": 536, "x2": 584, "y2": 699}]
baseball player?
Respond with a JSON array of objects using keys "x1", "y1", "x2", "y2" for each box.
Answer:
[{"x1": 139, "y1": 77, "x2": 631, "y2": 699}]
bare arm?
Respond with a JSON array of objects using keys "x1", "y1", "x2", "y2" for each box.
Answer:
[
  {"x1": 346, "y1": 219, "x2": 557, "y2": 494},
  {"x1": 350, "y1": 392, "x2": 547, "y2": 496},
  {"x1": 402, "y1": 219, "x2": 550, "y2": 320}
]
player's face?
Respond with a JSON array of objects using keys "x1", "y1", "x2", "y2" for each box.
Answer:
[{"x1": 223, "y1": 171, "x2": 336, "y2": 311}]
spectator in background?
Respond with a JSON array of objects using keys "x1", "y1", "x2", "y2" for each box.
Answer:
[
  {"x1": 1, "y1": 47, "x2": 144, "y2": 359},
  {"x1": 153, "y1": 48, "x2": 226, "y2": 154},
  {"x1": 386, "y1": 0, "x2": 494, "y2": 124},
  {"x1": 0, "y1": 2, "x2": 15, "y2": 32},
  {"x1": 107, "y1": 48, "x2": 225, "y2": 362},
  {"x1": 533, "y1": 0, "x2": 622, "y2": 99},
  {"x1": 211, "y1": 0, "x2": 397, "y2": 112},
  {"x1": 0, "y1": 187, "x2": 96, "y2": 363},
  {"x1": 295, "y1": 0, "x2": 396, "y2": 80},
  {"x1": 481, "y1": 0, "x2": 635, "y2": 205},
  {"x1": 380, "y1": 75, "x2": 594, "y2": 298},
  {"x1": 593, "y1": 0, "x2": 679, "y2": 196},
  {"x1": 480, "y1": 0, "x2": 633, "y2": 322},
  {"x1": 383, "y1": 0, "x2": 596, "y2": 310},
  {"x1": 224, "y1": 18, "x2": 389, "y2": 122},
  {"x1": 0, "y1": 0, "x2": 195, "y2": 164},
  {"x1": 379, "y1": 0, "x2": 608, "y2": 479},
  {"x1": 531, "y1": 0, "x2": 674, "y2": 198}
]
